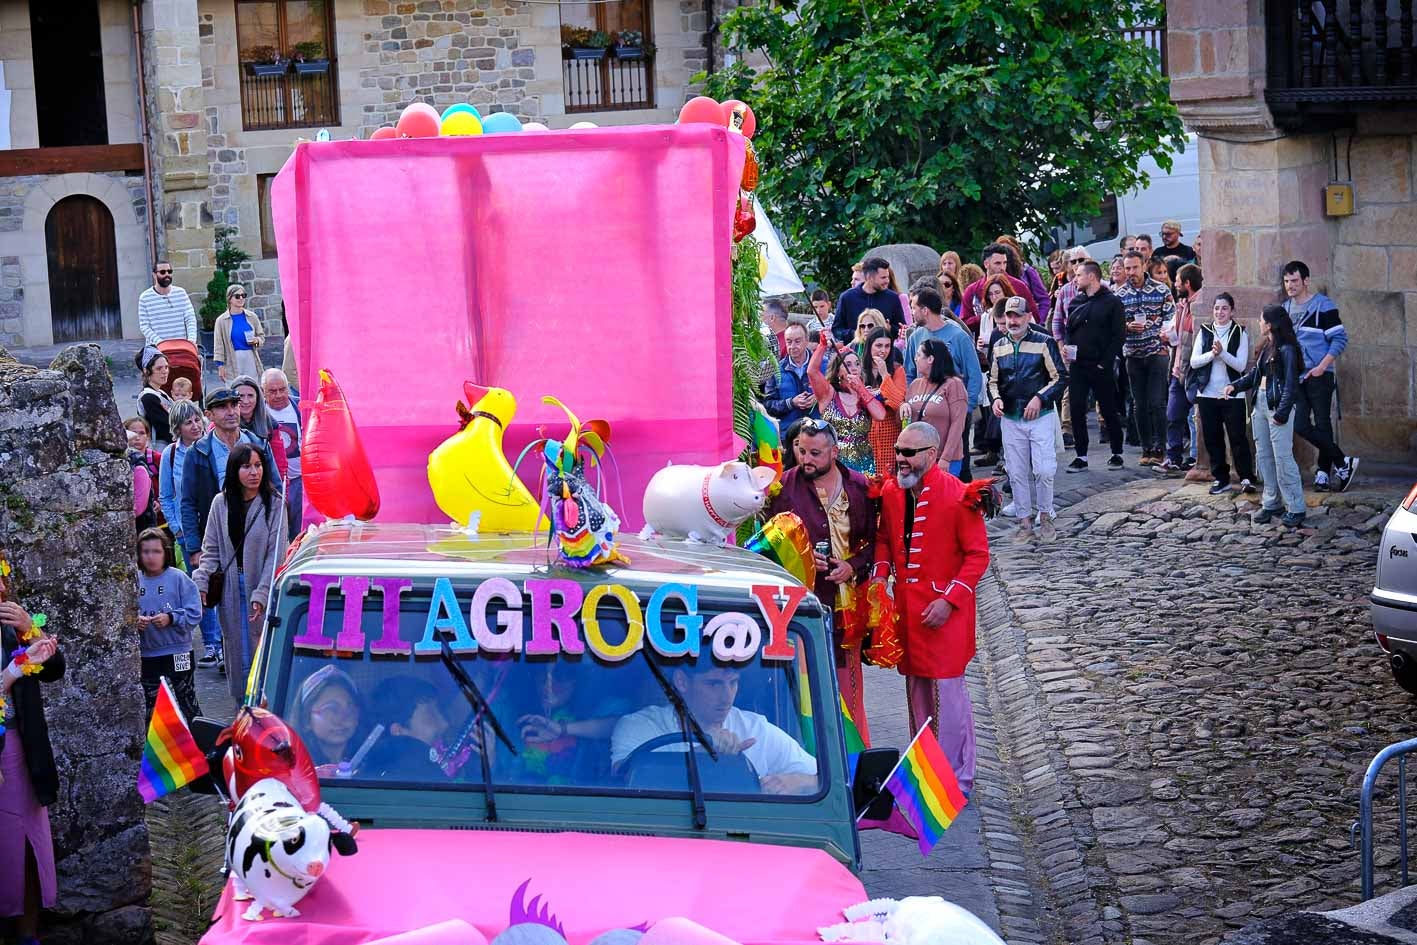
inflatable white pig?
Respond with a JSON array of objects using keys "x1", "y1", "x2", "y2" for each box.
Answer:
[
  {"x1": 228, "y1": 777, "x2": 332, "y2": 920},
  {"x1": 641, "y1": 461, "x2": 776, "y2": 544}
]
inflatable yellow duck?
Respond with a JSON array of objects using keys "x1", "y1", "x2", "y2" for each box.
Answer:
[{"x1": 427, "y1": 382, "x2": 541, "y2": 532}]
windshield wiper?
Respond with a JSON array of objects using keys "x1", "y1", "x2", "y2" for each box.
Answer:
[
  {"x1": 440, "y1": 642, "x2": 518, "y2": 822},
  {"x1": 641, "y1": 650, "x2": 718, "y2": 830}
]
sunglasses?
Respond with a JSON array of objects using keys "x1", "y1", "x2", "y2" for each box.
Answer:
[
  {"x1": 799, "y1": 418, "x2": 831, "y2": 433},
  {"x1": 232, "y1": 293, "x2": 246, "y2": 299},
  {"x1": 894, "y1": 445, "x2": 933, "y2": 457},
  {"x1": 155, "y1": 269, "x2": 172, "y2": 275}
]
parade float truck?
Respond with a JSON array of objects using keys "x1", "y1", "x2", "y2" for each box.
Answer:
[{"x1": 188, "y1": 116, "x2": 903, "y2": 944}]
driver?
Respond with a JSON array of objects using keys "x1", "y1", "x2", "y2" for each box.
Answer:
[{"x1": 609, "y1": 663, "x2": 818, "y2": 795}]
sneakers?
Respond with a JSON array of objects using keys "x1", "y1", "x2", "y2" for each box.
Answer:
[
  {"x1": 1208, "y1": 481, "x2": 1233, "y2": 495},
  {"x1": 1139, "y1": 451, "x2": 1157, "y2": 467},
  {"x1": 1252, "y1": 507, "x2": 1280, "y2": 525},
  {"x1": 198, "y1": 645, "x2": 220, "y2": 667},
  {"x1": 218, "y1": 659, "x2": 226, "y2": 677},
  {"x1": 977, "y1": 452, "x2": 999, "y2": 468},
  {"x1": 1013, "y1": 520, "x2": 1035, "y2": 543},
  {"x1": 1038, "y1": 514, "x2": 1057, "y2": 543},
  {"x1": 1106, "y1": 455, "x2": 1124, "y2": 470},
  {"x1": 1314, "y1": 470, "x2": 1330, "y2": 492},
  {"x1": 1240, "y1": 479, "x2": 1257, "y2": 494},
  {"x1": 1066, "y1": 457, "x2": 1089, "y2": 473},
  {"x1": 1182, "y1": 457, "x2": 1197, "y2": 471},
  {"x1": 1282, "y1": 512, "x2": 1307, "y2": 528},
  {"x1": 1156, "y1": 459, "x2": 1181, "y2": 474},
  {"x1": 1001, "y1": 501, "x2": 1018, "y2": 518},
  {"x1": 1334, "y1": 457, "x2": 1360, "y2": 492}
]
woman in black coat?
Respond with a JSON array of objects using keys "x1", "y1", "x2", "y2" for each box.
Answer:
[{"x1": 0, "y1": 595, "x2": 65, "y2": 941}]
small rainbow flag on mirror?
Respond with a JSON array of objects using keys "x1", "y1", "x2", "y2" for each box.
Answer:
[
  {"x1": 884, "y1": 721, "x2": 967, "y2": 856},
  {"x1": 137, "y1": 677, "x2": 209, "y2": 803}
]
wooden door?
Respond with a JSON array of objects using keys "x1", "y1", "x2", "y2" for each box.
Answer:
[{"x1": 46, "y1": 195, "x2": 121, "y2": 341}]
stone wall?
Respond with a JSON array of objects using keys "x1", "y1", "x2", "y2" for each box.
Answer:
[{"x1": 0, "y1": 344, "x2": 150, "y2": 944}]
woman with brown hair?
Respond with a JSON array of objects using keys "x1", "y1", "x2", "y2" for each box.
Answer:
[
  {"x1": 808, "y1": 333, "x2": 888, "y2": 475},
  {"x1": 861, "y1": 327, "x2": 908, "y2": 473}
]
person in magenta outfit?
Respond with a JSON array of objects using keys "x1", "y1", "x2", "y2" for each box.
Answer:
[{"x1": 0, "y1": 591, "x2": 64, "y2": 945}]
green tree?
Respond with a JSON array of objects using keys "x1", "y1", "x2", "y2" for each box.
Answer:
[
  {"x1": 198, "y1": 225, "x2": 251, "y2": 332},
  {"x1": 704, "y1": 0, "x2": 1184, "y2": 283}
]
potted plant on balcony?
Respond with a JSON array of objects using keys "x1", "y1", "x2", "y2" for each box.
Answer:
[
  {"x1": 243, "y1": 44, "x2": 288, "y2": 77},
  {"x1": 566, "y1": 28, "x2": 611, "y2": 61},
  {"x1": 613, "y1": 30, "x2": 654, "y2": 61},
  {"x1": 291, "y1": 40, "x2": 330, "y2": 75}
]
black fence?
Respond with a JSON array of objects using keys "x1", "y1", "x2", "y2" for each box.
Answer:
[
  {"x1": 563, "y1": 55, "x2": 653, "y2": 113},
  {"x1": 239, "y1": 66, "x2": 340, "y2": 131}
]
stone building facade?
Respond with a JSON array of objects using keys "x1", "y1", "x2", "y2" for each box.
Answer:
[
  {"x1": 0, "y1": 0, "x2": 722, "y2": 350},
  {"x1": 1167, "y1": 0, "x2": 1417, "y2": 464}
]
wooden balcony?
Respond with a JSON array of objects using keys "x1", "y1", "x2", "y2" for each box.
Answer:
[
  {"x1": 1123, "y1": 24, "x2": 1168, "y2": 75},
  {"x1": 1266, "y1": 0, "x2": 1417, "y2": 127},
  {"x1": 0, "y1": 144, "x2": 144, "y2": 179}
]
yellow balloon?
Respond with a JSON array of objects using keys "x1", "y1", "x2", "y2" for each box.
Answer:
[
  {"x1": 758, "y1": 243, "x2": 769, "y2": 281},
  {"x1": 427, "y1": 386, "x2": 541, "y2": 532},
  {"x1": 441, "y1": 111, "x2": 484, "y2": 136}
]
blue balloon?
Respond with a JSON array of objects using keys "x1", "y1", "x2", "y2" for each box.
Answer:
[
  {"x1": 481, "y1": 111, "x2": 524, "y2": 134},
  {"x1": 440, "y1": 103, "x2": 481, "y2": 123}
]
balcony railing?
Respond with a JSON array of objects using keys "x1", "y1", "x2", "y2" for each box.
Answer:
[
  {"x1": 239, "y1": 66, "x2": 340, "y2": 132},
  {"x1": 563, "y1": 54, "x2": 653, "y2": 113},
  {"x1": 1122, "y1": 24, "x2": 1168, "y2": 75},
  {"x1": 1266, "y1": 0, "x2": 1417, "y2": 126}
]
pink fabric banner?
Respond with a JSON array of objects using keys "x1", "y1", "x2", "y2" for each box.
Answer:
[
  {"x1": 199, "y1": 828, "x2": 866, "y2": 944},
  {"x1": 272, "y1": 126, "x2": 747, "y2": 528}
]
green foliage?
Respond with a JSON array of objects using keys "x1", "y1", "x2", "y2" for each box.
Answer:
[
  {"x1": 198, "y1": 225, "x2": 250, "y2": 332},
  {"x1": 703, "y1": 0, "x2": 1185, "y2": 283},
  {"x1": 731, "y1": 237, "x2": 773, "y2": 458}
]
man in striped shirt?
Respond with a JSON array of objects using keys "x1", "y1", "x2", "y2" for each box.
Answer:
[
  {"x1": 138, "y1": 260, "x2": 197, "y2": 346},
  {"x1": 1117, "y1": 250, "x2": 1175, "y2": 466}
]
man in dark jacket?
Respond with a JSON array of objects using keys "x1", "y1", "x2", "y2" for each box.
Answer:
[
  {"x1": 989, "y1": 297, "x2": 1068, "y2": 542},
  {"x1": 1064, "y1": 261, "x2": 1126, "y2": 472},
  {"x1": 762, "y1": 323, "x2": 821, "y2": 429},
  {"x1": 833, "y1": 256, "x2": 906, "y2": 344},
  {"x1": 179, "y1": 387, "x2": 280, "y2": 567},
  {"x1": 764, "y1": 419, "x2": 877, "y2": 741}
]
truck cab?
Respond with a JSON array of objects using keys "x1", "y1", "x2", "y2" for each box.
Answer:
[{"x1": 202, "y1": 522, "x2": 870, "y2": 943}]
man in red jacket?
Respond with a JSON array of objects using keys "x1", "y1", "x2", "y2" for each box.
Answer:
[{"x1": 871, "y1": 422, "x2": 991, "y2": 794}]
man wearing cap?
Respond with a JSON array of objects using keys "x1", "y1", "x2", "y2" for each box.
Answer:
[
  {"x1": 1156, "y1": 221, "x2": 1196, "y2": 266},
  {"x1": 989, "y1": 297, "x2": 1068, "y2": 542},
  {"x1": 179, "y1": 387, "x2": 281, "y2": 569}
]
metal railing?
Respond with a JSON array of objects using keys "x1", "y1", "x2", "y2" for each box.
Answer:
[
  {"x1": 563, "y1": 55, "x2": 653, "y2": 113},
  {"x1": 1354, "y1": 737, "x2": 1417, "y2": 900},
  {"x1": 238, "y1": 66, "x2": 340, "y2": 131}
]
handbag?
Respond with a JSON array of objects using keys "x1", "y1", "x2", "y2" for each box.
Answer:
[{"x1": 205, "y1": 563, "x2": 226, "y2": 608}]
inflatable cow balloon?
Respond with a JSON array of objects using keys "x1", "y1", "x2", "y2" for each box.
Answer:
[
  {"x1": 641, "y1": 461, "x2": 776, "y2": 544},
  {"x1": 228, "y1": 778, "x2": 332, "y2": 920}
]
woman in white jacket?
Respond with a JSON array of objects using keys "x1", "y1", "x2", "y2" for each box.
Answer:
[{"x1": 1190, "y1": 292, "x2": 1256, "y2": 495}]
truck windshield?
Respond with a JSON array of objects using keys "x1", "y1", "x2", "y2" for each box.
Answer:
[{"x1": 276, "y1": 607, "x2": 824, "y2": 801}]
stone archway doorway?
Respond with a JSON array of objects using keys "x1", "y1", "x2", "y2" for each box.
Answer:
[{"x1": 45, "y1": 194, "x2": 121, "y2": 341}]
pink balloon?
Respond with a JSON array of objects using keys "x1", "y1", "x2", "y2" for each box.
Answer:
[
  {"x1": 369, "y1": 126, "x2": 397, "y2": 141},
  {"x1": 396, "y1": 103, "x2": 441, "y2": 139},
  {"x1": 678, "y1": 95, "x2": 724, "y2": 126}
]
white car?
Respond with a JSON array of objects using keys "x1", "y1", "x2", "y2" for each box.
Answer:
[{"x1": 1371, "y1": 484, "x2": 1417, "y2": 693}]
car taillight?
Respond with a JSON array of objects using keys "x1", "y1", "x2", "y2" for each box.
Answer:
[
  {"x1": 1377, "y1": 632, "x2": 1391, "y2": 652},
  {"x1": 1405, "y1": 484, "x2": 1417, "y2": 510}
]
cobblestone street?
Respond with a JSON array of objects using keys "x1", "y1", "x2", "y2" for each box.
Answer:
[{"x1": 978, "y1": 476, "x2": 1411, "y2": 945}]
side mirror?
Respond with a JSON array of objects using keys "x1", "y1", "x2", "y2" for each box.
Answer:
[
  {"x1": 183, "y1": 716, "x2": 232, "y2": 798},
  {"x1": 852, "y1": 747, "x2": 899, "y2": 822}
]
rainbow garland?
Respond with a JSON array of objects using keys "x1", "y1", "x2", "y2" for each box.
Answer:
[{"x1": 0, "y1": 611, "x2": 46, "y2": 745}]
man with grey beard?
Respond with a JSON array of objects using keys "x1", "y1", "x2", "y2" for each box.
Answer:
[{"x1": 871, "y1": 422, "x2": 992, "y2": 795}]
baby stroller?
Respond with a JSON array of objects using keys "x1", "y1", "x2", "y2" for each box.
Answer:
[{"x1": 157, "y1": 339, "x2": 203, "y2": 402}]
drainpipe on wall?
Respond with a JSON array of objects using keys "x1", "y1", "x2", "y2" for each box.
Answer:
[
  {"x1": 703, "y1": 0, "x2": 716, "y2": 76},
  {"x1": 131, "y1": 0, "x2": 158, "y2": 265}
]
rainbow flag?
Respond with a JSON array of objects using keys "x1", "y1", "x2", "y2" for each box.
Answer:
[
  {"x1": 884, "y1": 722, "x2": 967, "y2": 856},
  {"x1": 137, "y1": 677, "x2": 209, "y2": 803}
]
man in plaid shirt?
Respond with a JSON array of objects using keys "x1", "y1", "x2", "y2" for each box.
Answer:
[
  {"x1": 1117, "y1": 250, "x2": 1175, "y2": 466},
  {"x1": 1050, "y1": 247, "x2": 1091, "y2": 446}
]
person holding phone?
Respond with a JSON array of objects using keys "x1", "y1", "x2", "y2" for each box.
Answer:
[{"x1": 765, "y1": 420, "x2": 878, "y2": 742}]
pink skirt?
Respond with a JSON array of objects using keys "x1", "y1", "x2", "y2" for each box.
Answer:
[{"x1": 0, "y1": 731, "x2": 57, "y2": 916}]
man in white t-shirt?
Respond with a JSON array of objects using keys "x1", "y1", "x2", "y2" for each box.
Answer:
[
  {"x1": 610, "y1": 664, "x2": 817, "y2": 795},
  {"x1": 262, "y1": 368, "x2": 302, "y2": 539}
]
